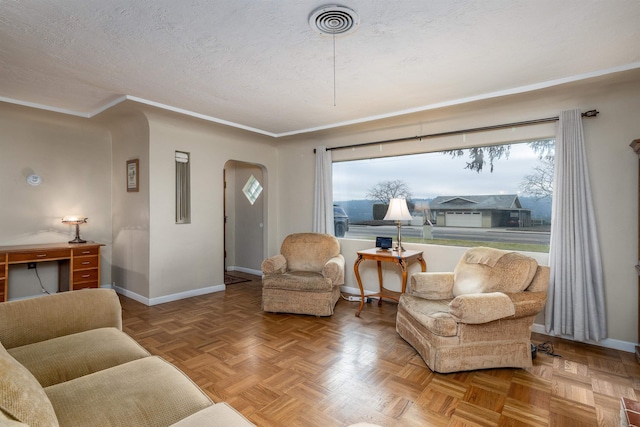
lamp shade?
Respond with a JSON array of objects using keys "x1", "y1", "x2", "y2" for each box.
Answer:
[
  {"x1": 62, "y1": 215, "x2": 87, "y2": 225},
  {"x1": 62, "y1": 215, "x2": 87, "y2": 244},
  {"x1": 383, "y1": 198, "x2": 412, "y2": 221}
]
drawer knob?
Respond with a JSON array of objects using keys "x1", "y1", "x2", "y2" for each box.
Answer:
[
  {"x1": 81, "y1": 261, "x2": 90, "y2": 265},
  {"x1": 36, "y1": 254, "x2": 47, "y2": 257},
  {"x1": 81, "y1": 274, "x2": 91, "y2": 278}
]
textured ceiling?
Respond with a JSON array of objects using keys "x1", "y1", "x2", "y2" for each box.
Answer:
[{"x1": 1, "y1": 1, "x2": 639, "y2": 137}]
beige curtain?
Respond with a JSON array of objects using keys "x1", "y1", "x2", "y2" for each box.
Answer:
[
  {"x1": 313, "y1": 146, "x2": 334, "y2": 234},
  {"x1": 545, "y1": 109, "x2": 606, "y2": 342}
]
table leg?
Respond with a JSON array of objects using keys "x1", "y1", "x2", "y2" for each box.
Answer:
[
  {"x1": 354, "y1": 255, "x2": 365, "y2": 317},
  {"x1": 376, "y1": 261, "x2": 383, "y2": 306},
  {"x1": 399, "y1": 259, "x2": 408, "y2": 293},
  {"x1": 417, "y1": 255, "x2": 427, "y2": 272}
]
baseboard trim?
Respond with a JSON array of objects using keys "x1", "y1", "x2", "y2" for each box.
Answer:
[
  {"x1": 531, "y1": 324, "x2": 635, "y2": 353},
  {"x1": 226, "y1": 266, "x2": 262, "y2": 276},
  {"x1": 113, "y1": 284, "x2": 226, "y2": 306}
]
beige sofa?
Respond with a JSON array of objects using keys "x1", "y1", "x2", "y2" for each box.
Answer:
[
  {"x1": 262, "y1": 233, "x2": 345, "y2": 316},
  {"x1": 396, "y1": 247, "x2": 549, "y2": 373},
  {"x1": 0, "y1": 289, "x2": 254, "y2": 427}
]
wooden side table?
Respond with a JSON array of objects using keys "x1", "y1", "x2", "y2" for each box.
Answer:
[{"x1": 353, "y1": 248, "x2": 426, "y2": 317}]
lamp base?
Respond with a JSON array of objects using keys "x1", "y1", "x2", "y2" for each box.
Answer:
[
  {"x1": 68, "y1": 223, "x2": 86, "y2": 244},
  {"x1": 395, "y1": 221, "x2": 405, "y2": 252}
]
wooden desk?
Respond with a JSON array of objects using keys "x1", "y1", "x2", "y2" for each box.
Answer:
[
  {"x1": 353, "y1": 248, "x2": 426, "y2": 317},
  {"x1": 0, "y1": 242, "x2": 103, "y2": 302}
]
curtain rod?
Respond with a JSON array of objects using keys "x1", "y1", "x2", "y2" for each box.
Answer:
[{"x1": 315, "y1": 109, "x2": 599, "y2": 153}]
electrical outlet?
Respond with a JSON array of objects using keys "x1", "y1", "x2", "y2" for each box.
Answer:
[{"x1": 27, "y1": 262, "x2": 36, "y2": 269}]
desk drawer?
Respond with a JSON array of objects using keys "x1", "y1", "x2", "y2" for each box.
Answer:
[
  {"x1": 73, "y1": 281, "x2": 99, "y2": 290},
  {"x1": 73, "y1": 246, "x2": 99, "y2": 257},
  {"x1": 9, "y1": 249, "x2": 71, "y2": 263},
  {"x1": 73, "y1": 269, "x2": 98, "y2": 283},
  {"x1": 73, "y1": 256, "x2": 99, "y2": 270}
]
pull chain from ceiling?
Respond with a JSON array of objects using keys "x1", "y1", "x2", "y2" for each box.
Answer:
[{"x1": 333, "y1": 32, "x2": 336, "y2": 106}]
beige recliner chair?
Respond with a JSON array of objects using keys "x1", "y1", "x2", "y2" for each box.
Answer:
[
  {"x1": 396, "y1": 246, "x2": 549, "y2": 373},
  {"x1": 261, "y1": 233, "x2": 345, "y2": 316}
]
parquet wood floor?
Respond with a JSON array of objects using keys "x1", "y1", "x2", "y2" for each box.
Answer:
[{"x1": 120, "y1": 273, "x2": 639, "y2": 426}]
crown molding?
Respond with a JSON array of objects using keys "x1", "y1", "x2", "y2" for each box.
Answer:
[{"x1": 2, "y1": 61, "x2": 639, "y2": 138}]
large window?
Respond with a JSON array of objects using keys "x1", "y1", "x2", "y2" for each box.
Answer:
[{"x1": 332, "y1": 139, "x2": 554, "y2": 252}]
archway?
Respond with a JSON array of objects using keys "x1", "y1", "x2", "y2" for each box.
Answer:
[{"x1": 223, "y1": 160, "x2": 267, "y2": 275}]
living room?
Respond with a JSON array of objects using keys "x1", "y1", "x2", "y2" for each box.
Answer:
[{"x1": 1, "y1": 2, "x2": 640, "y2": 426}]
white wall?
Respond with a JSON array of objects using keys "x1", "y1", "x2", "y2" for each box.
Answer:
[
  {"x1": 102, "y1": 106, "x2": 151, "y2": 299},
  {"x1": 144, "y1": 109, "x2": 278, "y2": 302},
  {"x1": 276, "y1": 69, "x2": 640, "y2": 346},
  {"x1": 0, "y1": 103, "x2": 112, "y2": 299}
]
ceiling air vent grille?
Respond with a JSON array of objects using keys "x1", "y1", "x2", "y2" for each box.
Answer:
[{"x1": 309, "y1": 5, "x2": 359, "y2": 36}]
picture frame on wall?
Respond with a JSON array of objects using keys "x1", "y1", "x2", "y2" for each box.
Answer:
[{"x1": 127, "y1": 159, "x2": 139, "y2": 192}]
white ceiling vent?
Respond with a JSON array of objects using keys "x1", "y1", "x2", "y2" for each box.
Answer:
[{"x1": 309, "y1": 5, "x2": 360, "y2": 37}]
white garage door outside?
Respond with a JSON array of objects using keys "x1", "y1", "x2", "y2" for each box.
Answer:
[{"x1": 445, "y1": 211, "x2": 482, "y2": 227}]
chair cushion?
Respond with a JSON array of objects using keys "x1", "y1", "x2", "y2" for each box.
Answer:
[
  {"x1": 409, "y1": 273, "x2": 455, "y2": 300},
  {"x1": 281, "y1": 233, "x2": 340, "y2": 272},
  {"x1": 452, "y1": 247, "x2": 538, "y2": 296},
  {"x1": 8, "y1": 327, "x2": 150, "y2": 387},
  {"x1": 0, "y1": 341, "x2": 59, "y2": 427},
  {"x1": 398, "y1": 295, "x2": 458, "y2": 337},
  {"x1": 45, "y1": 356, "x2": 212, "y2": 427},
  {"x1": 262, "y1": 271, "x2": 333, "y2": 291}
]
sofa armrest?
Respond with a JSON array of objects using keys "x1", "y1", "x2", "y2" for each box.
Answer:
[
  {"x1": 170, "y1": 403, "x2": 255, "y2": 427},
  {"x1": 0, "y1": 289, "x2": 122, "y2": 349},
  {"x1": 261, "y1": 254, "x2": 287, "y2": 275},
  {"x1": 449, "y1": 292, "x2": 515, "y2": 324},
  {"x1": 322, "y1": 254, "x2": 345, "y2": 286},
  {"x1": 408, "y1": 273, "x2": 455, "y2": 300},
  {"x1": 505, "y1": 291, "x2": 548, "y2": 318}
]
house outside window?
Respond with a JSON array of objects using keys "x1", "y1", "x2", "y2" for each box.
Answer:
[{"x1": 332, "y1": 139, "x2": 554, "y2": 252}]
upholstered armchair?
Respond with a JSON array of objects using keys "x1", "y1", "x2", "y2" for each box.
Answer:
[
  {"x1": 396, "y1": 246, "x2": 549, "y2": 373},
  {"x1": 261, "y1": 233, "x2": 345, "y2": 316}
]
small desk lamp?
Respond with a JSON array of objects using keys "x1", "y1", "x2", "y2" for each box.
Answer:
[
  {"x1": 383, "y1": 198, "x2": 413, "y2": 251},
  {"x1": 62, "y1": 216, "x2": 87, "y2": 244}
]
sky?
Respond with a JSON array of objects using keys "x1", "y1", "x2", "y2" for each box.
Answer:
[{"x1": 332, "y1": 141, "x2": 552, "y2": 201}]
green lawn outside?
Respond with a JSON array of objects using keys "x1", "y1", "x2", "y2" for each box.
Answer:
[{"x1": 355, "y1": 235, "x2": 550, "y2": 253}]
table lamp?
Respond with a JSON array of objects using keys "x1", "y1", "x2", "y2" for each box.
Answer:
[
  {"x1": 62, "y1": 215, "x2": 87, "y2": 244},
  {"x1": 383, "y1": 198, "x2": 413, "y2": 251}
]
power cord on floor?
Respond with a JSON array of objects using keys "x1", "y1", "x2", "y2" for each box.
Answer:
[{"x1": 536, "y1": 341, "x2": 561, "y2": 357}]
